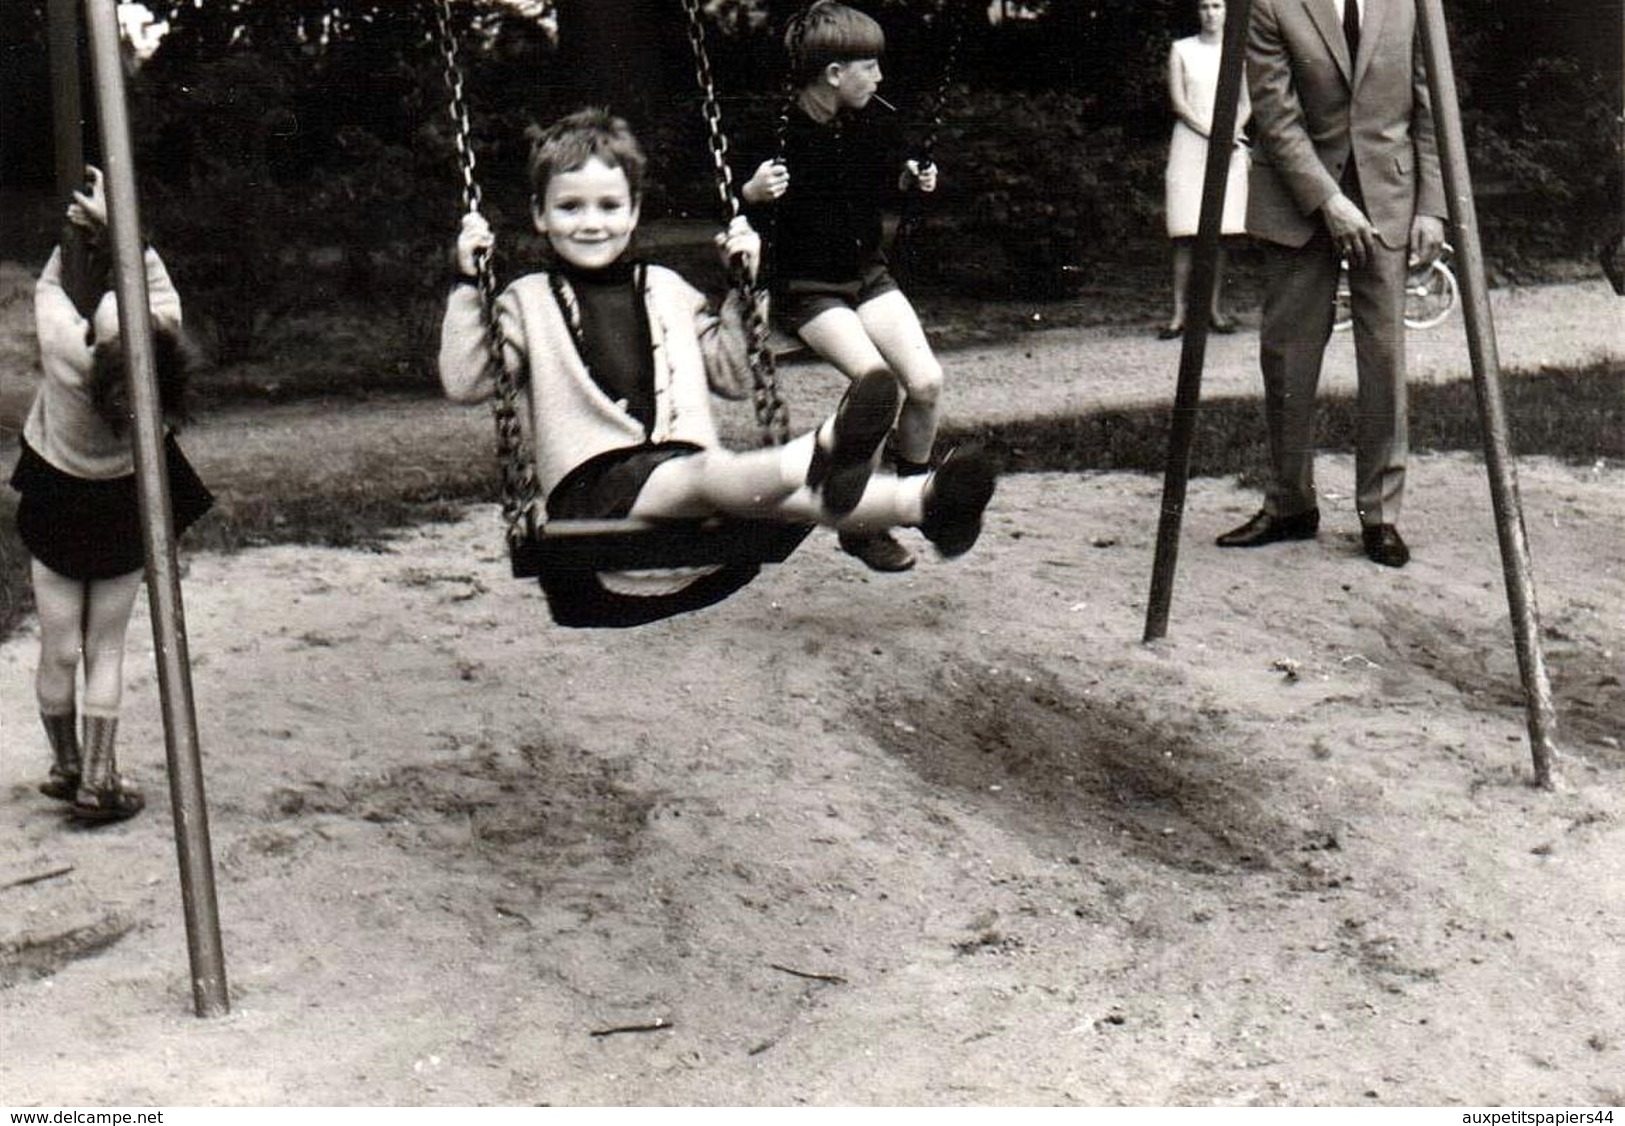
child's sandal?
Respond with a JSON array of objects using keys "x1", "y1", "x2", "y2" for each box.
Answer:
[
  {"x1": 71, "y1": 777, "x2": 146, "y2": 824},
  {"x1": 39, "y1": 768, "x2": 81, "y2": 803}
]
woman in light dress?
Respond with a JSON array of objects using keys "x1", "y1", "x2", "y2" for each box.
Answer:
[{"x1": 1162, "y1": 0, "x2": 1250, "y2": 338}]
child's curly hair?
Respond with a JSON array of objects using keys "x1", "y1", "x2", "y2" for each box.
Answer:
[
  {"x1": 786, "y1": 1, "x2": 885, "y2": 87},
  {"x1": 525, "y1": 107, "x2": 647, "y2": 202},
  {"x1": 89, "y1": 322, "x2": 200, "y2": 436}
]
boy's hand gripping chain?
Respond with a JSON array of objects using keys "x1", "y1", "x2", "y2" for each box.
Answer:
[{"x1": 434, "y1": 0, "x2": 541, "y2": 558}]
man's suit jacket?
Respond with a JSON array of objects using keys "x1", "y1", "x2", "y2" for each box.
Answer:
[{"x1": 1245, "y1": 0, "x2": 1445, "y2": 249}]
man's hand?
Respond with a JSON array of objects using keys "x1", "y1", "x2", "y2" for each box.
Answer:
[
  {"x1": 715, "y1": 215, "x2": 761, "y2": 283},
  {"x1": 1321, "y1": 191, "x2": 1376, "y2": 267},
  {"x1": 903, "y1": 159, "x2": 939, "y2": 193},
  {"x1": 66, "y1": 166, "x2": 108, "y2": 231},
  {"x1": 1409, "y1": 214, "x2": 1446, "y2": 269},
  {"x1": 455, "y1": 210, "x2": 494, "y2": 279},
  {"x1": 742, "y1": 160, "x2": 789, "y2": 204}
]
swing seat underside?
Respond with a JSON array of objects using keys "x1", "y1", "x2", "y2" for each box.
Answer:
[
  {"x1": 513, "y1": 516, "x2": 814, "y2": 575},
  {"x1": 512, "y1": 517, "x2": 816, "y2": 629}
]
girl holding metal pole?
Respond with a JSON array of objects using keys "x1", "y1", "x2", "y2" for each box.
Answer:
[{"x1": 10, "y1": 167, "x2": 213, "y2": 823}]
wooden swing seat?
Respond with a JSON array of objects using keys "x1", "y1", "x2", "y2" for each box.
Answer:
[
  {"x1": 510, "y1": 516, "x2": 815, "y2": 578},
  {"x1": 767, "y1": 327, "x2": 810, "y2": 362},
  {"x1": 512, "y1": 517, "x2": 817, "y2": 629}
]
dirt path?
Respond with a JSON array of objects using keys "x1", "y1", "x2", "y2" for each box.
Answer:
[
  {"x1": 921, "y1": 277, "x2": 1623, "y2": 422},
  {"x1": 125, "y1": 277, "x2": 1622, "y2": 493},
  {"x1": 1, "y1": 281, "x2": 1622, "y2": 1107}
]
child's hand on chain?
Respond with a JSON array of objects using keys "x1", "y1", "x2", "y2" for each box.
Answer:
[
  {"x1": 455, "y1": 211, "x2": 494, "y2": 279},
  {"x1": 715, "y1": 216, "x2": 761, "y2": 283},
  {"x1": 67, "y1": 166, "x2": 108, "y2": 231},
  {"x1": 903, "y1": 159, "x2": 938, "y2": 193},
  {"x1": 743, "y1": 160, "x2": 789, "y2": 204}
]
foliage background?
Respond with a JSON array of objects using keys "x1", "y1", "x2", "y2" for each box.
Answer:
[{"x1": 0, "y1": 0, "x2": 1619, "y2": 377}]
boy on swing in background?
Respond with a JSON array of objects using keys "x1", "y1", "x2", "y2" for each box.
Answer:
[
  {"x1": 742, "y1": 0, "x2": 946, "y2": 574},
  {"x1": 438, "y1": 109, "x2": 994, "y2": 588}
]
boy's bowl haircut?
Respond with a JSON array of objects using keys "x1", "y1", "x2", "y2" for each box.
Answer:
[{"x1": 786, "y1": 1, "x2": 885, "y2": 85}]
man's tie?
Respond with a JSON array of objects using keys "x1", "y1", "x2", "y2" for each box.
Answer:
[{"x1": 1343, "y1": 0, "x2": 1361, "y2": 61}]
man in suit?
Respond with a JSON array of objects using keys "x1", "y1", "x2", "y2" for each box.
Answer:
[{"x1": 1218, "y1": 0, "x2": 1446, "y2": 566}]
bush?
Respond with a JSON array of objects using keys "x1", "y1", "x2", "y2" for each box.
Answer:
[
  {"x1": 1466, "y1": 55, "x2": 1621, "y2": 268},
  {"x1": 903, "y1": 86, "x2": 1166, "y2": 299}
]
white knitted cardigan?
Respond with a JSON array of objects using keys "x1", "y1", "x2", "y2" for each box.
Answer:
[{"x1": 437, "y1": 263, "x2": 752, "y2": 506}]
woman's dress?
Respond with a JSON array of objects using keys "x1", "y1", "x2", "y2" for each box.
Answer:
[{"x1": 1165, "y1": 35, "x2": 1250, "y2": 238}]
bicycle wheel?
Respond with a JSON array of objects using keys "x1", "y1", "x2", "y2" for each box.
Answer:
[{"x1": 1404, "y1": 260, "x2": 1458, "y2": 330}]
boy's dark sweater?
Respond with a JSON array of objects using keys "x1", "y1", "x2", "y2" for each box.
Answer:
[
  {"x1": 744, "y1": 105, "x2": 906, "y2": 288},
  {"x1": 558, "y1": 257, "x2": 656, "y2": 432}
]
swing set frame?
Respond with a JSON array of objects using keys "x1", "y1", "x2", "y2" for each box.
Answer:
[
  {"x1": 45, "y1": 0, "x2": 229, "y2": 1019},
  {"x1": 1140, "y1": 0, "x2": 1561, "y2": 789}
]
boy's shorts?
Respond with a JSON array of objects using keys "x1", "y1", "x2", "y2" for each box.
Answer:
[
  {"x1": 546, "y1": 441, "x2": 705, "y2": 521},
  {"x1": 772, "y1": 259, "x2": 900, "y2": 336}
]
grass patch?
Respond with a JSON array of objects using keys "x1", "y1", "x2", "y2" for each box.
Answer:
[
  {"x1": 952, "y1": 361, "x2": 1623, "y2": 481},
  {"x1": 0, "y1": 436, "x2": 498, "y2": 643},
  {"x1": 0, "y1": 360, "x2": 1617, "y2": 644},
  {"x1": 182, "y1": 431, "x2": 497, "y2": 556}
]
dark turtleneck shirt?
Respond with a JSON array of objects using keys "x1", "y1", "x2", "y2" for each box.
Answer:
[{"x1": 557, "y1": 256, "x2": 656, "y2": 433}]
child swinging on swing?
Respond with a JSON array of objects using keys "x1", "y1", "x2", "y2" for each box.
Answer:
[
  {"x1": 437, "y1": 109, "x2": 994, "y2": 589},
  {"x1": 741, "y1": 0, "x2": 949, "y2": 573}
]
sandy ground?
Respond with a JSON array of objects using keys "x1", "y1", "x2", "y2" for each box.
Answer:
[{"x1": 1, "y1": 279, "x2": 1622, "y2": 1107}]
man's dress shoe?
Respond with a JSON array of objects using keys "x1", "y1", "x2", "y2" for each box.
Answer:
[
  {"x1": 1215, "y1": 508, "x2": 1321, "y2": 548},
  {"x1": 1361, "y1": 524, "x2": 1410, "y2": 568}
]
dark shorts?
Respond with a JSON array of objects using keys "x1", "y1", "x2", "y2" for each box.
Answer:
[
  {"x1": 10, "y1": 434, "x2": 214, "y2": 581},
  {"x1": 545, "y1": 441, "x2": 705, "y2": 521},
  {"x1": 772, "y1": 259, "x2": 901, "y2": 336},
  {"x1": 1170, "y1": 234, "x2": 1250, "y2": 248}
]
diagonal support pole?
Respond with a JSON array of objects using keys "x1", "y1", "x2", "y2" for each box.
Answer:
[
  {"x1": 1414, "y1": 0, "x2": 1560, "y2": 788},
  {"x1": 82, "y1": 0, "x2": 230, "y2": 1015},
  {"x1": 1143, "y1": 0, "x2": 1253, "y2": 642}
]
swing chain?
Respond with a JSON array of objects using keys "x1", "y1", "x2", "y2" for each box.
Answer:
[
  {"x1": 432, "y1": 0, "x2": 541, "y2": 546},
  {"x1": 679, "y1": 0, "x2": 740, "y2": 224},
  {"x1": 776, "y1": 4, "x2": 814, "y2": 165},
  {"x1": 736, "y1": 262, "x2": 790, "y2": 447},
  {"x1": 920, "y1": 0, "x2": 967, "y2": 166},
  {"x1": 679, "y1": 0, "x2": 791, "y2": 447},
  {"x1": 434, "y1": 0, "x2": 480, "y2": 217},
  {"x1": 893, "y1": 0, "x2": 966, "y2": 277}
]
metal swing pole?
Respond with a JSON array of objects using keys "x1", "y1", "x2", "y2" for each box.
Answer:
[
  {"x1": 82, "y1": 0, "x2": 230, "y2": 1015},
  {"x1": 1143, "y1": 0, "x2": 1253, "y2": 642},
  {"x1": 47, "y1": 0, "x2": 97, "y2": 315},
  {"x1": 1414, "y1": 0, "x2": 1560, "y2": 788}
]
